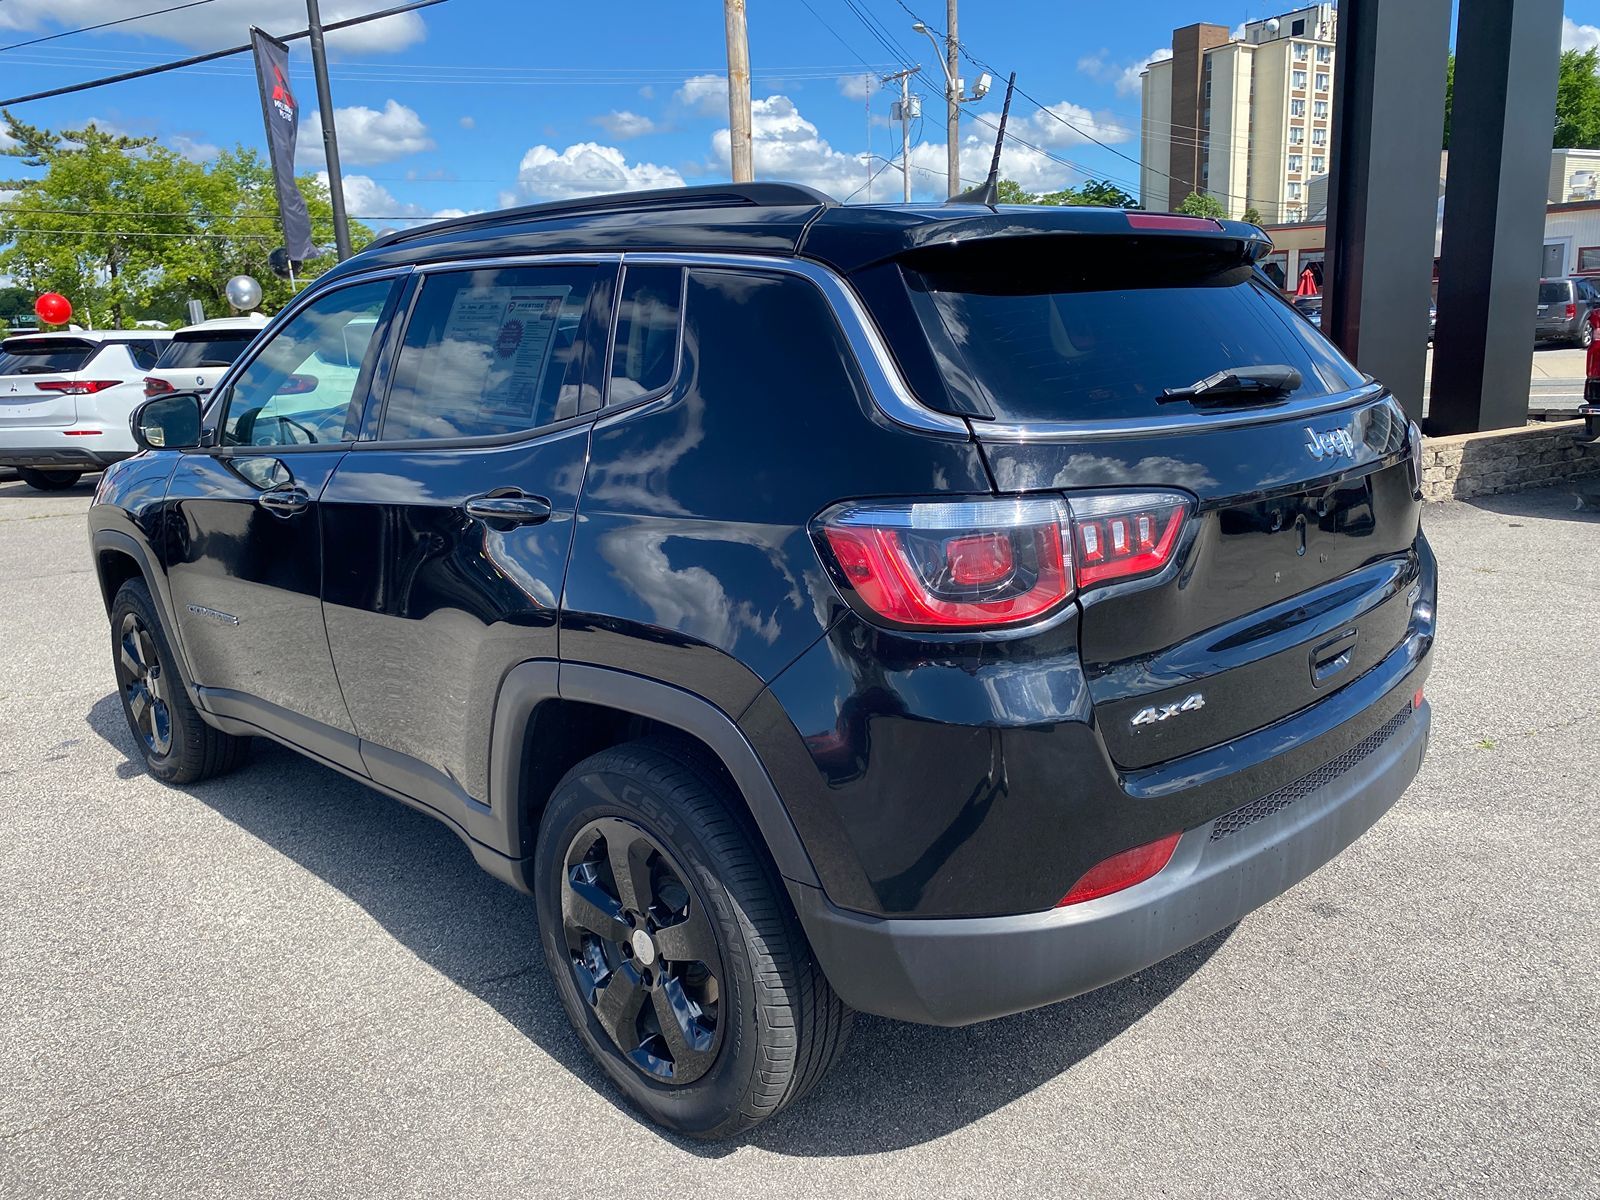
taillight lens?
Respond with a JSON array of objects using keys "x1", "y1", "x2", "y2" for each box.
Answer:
[
  {"x1": 1056, "y1": 832, "x2": 1182, "y2": 906},
  {"x1": 1566, "y1": 302, "x2": 1578, "y2": 320},
  {"x1": 35, "y1": 380, "x2": 121, "y2": 394},
  {"x1": 815, "y1": 490, "x2": 1191, "y2": 631},
  {"x1": 819, "y1": 497, "x2": 1072, "y2": 629},
  {"x1": 1067, "y1": 492, "x2": 1190, "y2": 588},
  {"x1": 1406, "y1": 419, "x2": 1424, "y2": 498},
  {"x1": 143, "y1": 376, "x2": 175, "y2": 398}
]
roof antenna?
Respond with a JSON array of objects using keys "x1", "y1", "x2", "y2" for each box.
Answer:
[{"x1": 947, "y1": 71, "x2": 1015, "y2": 208}]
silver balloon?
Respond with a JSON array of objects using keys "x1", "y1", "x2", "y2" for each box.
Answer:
[{"x1": 224, "y1": 274, "x2": 263, "y2": 311}]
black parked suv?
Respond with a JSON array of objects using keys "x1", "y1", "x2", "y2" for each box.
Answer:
[{"x1": 90, "y1": 184, "x2": 1435, "y2": 1138}]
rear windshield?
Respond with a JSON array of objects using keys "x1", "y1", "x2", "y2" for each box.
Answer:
[
  {"x1": 1538, "y1": 280, "x2": 1571, "y2": 304},
  {"x1": 154, "y1": 331, "x2": 257, "y2": 370},
  {"x1": 0, "y1": 337, "x2": 98, "y2": 375},
  {"x1": 905, "y1": 259, "x2": 1367, "y2": 424}
]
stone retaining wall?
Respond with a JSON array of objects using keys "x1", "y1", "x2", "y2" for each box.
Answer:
[{"x1": 1420, "y1": 420, "x2": 1600, "y2": 502}]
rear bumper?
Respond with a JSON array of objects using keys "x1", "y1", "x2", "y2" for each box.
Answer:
[
  {"x1": 0, "y1": 432, "x2": 129, "y2": 470},
  {"x1": 795, "y1": 695, "x2": 1429, "y2": 1026}
]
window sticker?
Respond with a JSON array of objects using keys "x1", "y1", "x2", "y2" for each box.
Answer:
[{"x1": 428, "y1": 284, "x2": 572, "y2": 422}]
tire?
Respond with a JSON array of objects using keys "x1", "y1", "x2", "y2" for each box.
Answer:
[
  {"x1": 18, "y1": 468, "x2": 82, "y2": 491},
  {"x1": 110, "y1": 578, "x2": 249, "y2": 784},
  {"x1": 535, "y1": 739, "x2": 851, "y2": 1139},
  {"x1": 1580, "y1": 319, "x2": 1594, "y2": 349}
]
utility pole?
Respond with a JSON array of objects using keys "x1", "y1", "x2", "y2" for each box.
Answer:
[
  {"x1": 304, "y1": 0, "x2": 350, "y2": 260},
  {"x1": 724, "y1": 0, "x2": 753, "y2": 182},
  {"x1": 881, "y1": 66, "x2": 920, "y2": 202},
  {"x1": 945, "y1": 0, "x2": 960, "y2": 199}
]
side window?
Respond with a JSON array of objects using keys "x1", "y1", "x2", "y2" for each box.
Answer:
[
  {"x1": 127, "y1": 340, "x2": 160, "y2": 370},
  {"x1": 222, "y1": 279, "x2": 395, "y2": 448},
  {"x1": 609, "y1": 265, "x2": 684, "y2": 404},
  {"x1": 381, "y1": 264, "x2": 601, "y2": 441}
]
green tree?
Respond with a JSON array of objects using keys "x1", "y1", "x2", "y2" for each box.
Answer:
[
  {"x1": 1074, "y1": 178, "x2": 1138, "y2": 208},
  {"x1": 1554, "y1": 48, "x2": 1600, "y2": 148},
  {"x1": 1445, "y1": 49, "x2": 1600, "y2": 150},
  {"x1": 1442, "y1": 53, "x2": 1454, "y2": 149},
  {"x1": 0, "y1": 111, "x2": 371, "y2": 327},
  {"x1": 1176, "y1": 190, "x2": 1228, "y2": 219},
  {"x1": 995, "y1": 178, "x2": 1034, "y2": 204},
  {"x1": 1242, "y1": 205, "x2": 1264, "y2": 225}
]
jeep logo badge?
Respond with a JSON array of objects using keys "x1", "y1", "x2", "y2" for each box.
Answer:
[{"x1": 1305, "y1": 426, "x2": 1356, "y2": 460}]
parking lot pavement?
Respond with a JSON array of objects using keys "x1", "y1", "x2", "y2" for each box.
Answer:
[{"x1": 1, "y1": 476, "x2": 1595, "y2": 1200}]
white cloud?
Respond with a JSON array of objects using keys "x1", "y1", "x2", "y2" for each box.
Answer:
[
  {"x1": 1017, "y1": 99, "x2": 1135, "y2": 148},
  {"x1": 169, "y1": 134, "x2": 220, "y2": 161},
  {"x1": 505, "y1": 143, "x2": 685, "y2": 203},
  {"x1": 1564, "y1": 16, "x2": 1600, "y2": 52},
  {"x1": 592, "y1": 110, "x2": 657, "y2": 139},
  {"x1": 638, "y1": 85, "x2": 656, "y2": 101},
  {"x1": 458, "y1": 116, "x2": 476, "y2": 130},
  {"x1": 676, "y1": 73, "x2": 728, "y2": 116},
  {"x1": 300, "y1": 100, "x2": 433, "y2": 167},
  {"x1": 316, "y1": 170, "x2": 425, "y2": 220},
  {"x1": 837, "y1": 73, "x2": 876, "y2": 101},
  {"x1": 710, "y1": 94, "x2": 865, "y2": 196},
  {"x1": 0, "y1": 1, "x2": 424, "y2": 54},
  {"x1": 1078, "y1": 46, "x2": 1171, "y2": 97}
]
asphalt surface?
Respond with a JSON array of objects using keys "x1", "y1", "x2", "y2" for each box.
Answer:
[{"x1": 1, "y1": 476, "x2": 1596, "y2": 1199}]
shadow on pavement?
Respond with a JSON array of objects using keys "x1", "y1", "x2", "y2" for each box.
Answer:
[
  {"x1": 1462, "y1": 481, "x2": 1600, "y2": 524},
  {"x1": 85, "y1": 691, "x2": 1232, "y2": 1156}
]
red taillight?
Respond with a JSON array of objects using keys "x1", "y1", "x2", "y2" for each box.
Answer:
[
  {"x1": 1057, "y1": 832, "x2": 1182, "y2": 906},
  {"x1": 815, "y1": 491, "x2": 1191, "y2": 631},
  {"x1": 35, "y1": 380, "x2": 121, "y2": 395},
  {"x1": 1566, "y1": 302, "x2": 1578, "y2": 320},
  {"x1": 62, "y1": 429, "x2": 102, "y2": 436},
  {"x1": 1068, "y1": 492, "x2": 1190, "y2": 588},
  {"x1": 1126, "y1": 212, "x2": 1222, "y2": 232},
  {"x1": 1413, "y1": 687, "x2": 1425, "y2": 710},
  {"x1": 820, "y1": 498, "x2": 1071, "y2": 629},
  {"x1": 143, "y1": 376, "x2": 176, "y2": 398}
]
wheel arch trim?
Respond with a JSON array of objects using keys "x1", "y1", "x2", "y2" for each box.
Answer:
[
  {"x1": 90, "y1": 528, "x2": 198, "y2": 692},
  {"x1": 489, "y1": 661, "x2": 820, "y2": 888}
]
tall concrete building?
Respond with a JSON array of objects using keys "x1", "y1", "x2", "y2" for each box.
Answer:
[{"x1": 1140, "y1": 5, "x2": 1337, "y2": 222}]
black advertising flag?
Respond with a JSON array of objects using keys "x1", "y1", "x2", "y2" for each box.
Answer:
[{"x1": 250, "y1": 28, "x2": 315, "y2": 262}]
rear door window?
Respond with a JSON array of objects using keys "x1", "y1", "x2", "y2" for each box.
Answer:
[
  {"x1": 609, "y1": 265, "x2": 684, "y2": 403},
  {"x1": 156, "y1": 332, "x2": 258, "y2": 370},
  {"x1": 380, "y1": 264, "x2": 603, "y2": 441},
  {"x1": 0, "y1": 338, "x2": 98, "y2": 374},
  {"x1": 905, "y1": 256, "x2": 1366, "y2": 425}
]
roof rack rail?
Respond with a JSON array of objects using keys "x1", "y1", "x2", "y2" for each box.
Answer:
[{"x1": 368, "y1": 181, "x2": 837, "y2": 250}]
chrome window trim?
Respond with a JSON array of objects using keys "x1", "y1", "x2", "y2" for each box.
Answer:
[{"x1": 620, "y1": 251, "x2": 970, "y2": 436}]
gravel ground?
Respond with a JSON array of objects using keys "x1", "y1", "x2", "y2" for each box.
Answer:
[{"x1": 0, "y1": 475, "x2": 1595, "y2": 1199}]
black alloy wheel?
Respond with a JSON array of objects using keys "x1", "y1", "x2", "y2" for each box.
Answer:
[
  {"x1": 561, "y1": 816, "x2": 723, "y2": 1085},
  {"x1": 114, "y1": 610, "x2": 173, "y2": 758}
]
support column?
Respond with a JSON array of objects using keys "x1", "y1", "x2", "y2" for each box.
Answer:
[
  {"x1": 1429, "y1": 0, "x2": 1564, "y2": 434},
  {"x1": 1324, "y1": 0, "x2": 1451, "y2": 421}
]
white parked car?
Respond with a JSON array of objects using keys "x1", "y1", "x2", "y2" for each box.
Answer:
[
  {"x1": 0, "y1": 330, "x2": 171, "y2": 491},
  {"x1": 142, "y1": 314, "x2": 268, "y2": 402}
]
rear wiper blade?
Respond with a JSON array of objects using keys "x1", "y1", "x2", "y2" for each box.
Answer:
[{"x1": 1158, "y1": 364, "x2": 1302, "y2": 406}]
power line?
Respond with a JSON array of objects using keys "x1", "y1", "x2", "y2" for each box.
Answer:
[
  {"x1": 0, "y1": 0, "x2": 451, "y2": 107},
  {"x1": 0, "y1": 0, "x2": 221, "y2": 54}
]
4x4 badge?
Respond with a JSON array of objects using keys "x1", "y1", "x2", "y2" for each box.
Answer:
[
  {"x1": 1131, "y1": 693, "x2": 1206, "y2": 727},
  {"x1": 1305, "y1": 426, "x2": 1356, "y2": 460}
]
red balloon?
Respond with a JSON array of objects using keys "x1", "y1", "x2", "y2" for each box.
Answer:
[{"x1": 34, "y1": 293, "x2": 71, "y2": 325}]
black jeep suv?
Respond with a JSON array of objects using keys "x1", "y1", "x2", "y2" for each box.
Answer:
[{"x1": 90, "y1": 184, "x2": 1435, "y2": 1138}]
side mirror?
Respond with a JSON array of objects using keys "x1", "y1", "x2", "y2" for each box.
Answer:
[{"x1": 130, "y1": 392, "x2": 203, "y2": 452}]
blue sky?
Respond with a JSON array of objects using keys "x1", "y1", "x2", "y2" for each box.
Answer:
[{"x1": 2, "y1": 1, "x2": 1599, "y2": 227}]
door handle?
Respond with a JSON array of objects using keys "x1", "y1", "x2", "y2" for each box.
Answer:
[
  {"x1": 258, "y1": 486, "x2": 310, "y2": 517},
  {"x1": 463, "y1": 492, "x2": 553, "y2": 528}
]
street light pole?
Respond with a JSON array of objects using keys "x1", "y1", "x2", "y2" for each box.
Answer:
[{"x1": 304, "y1": 0, "x2": 351, "y2": 260}]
